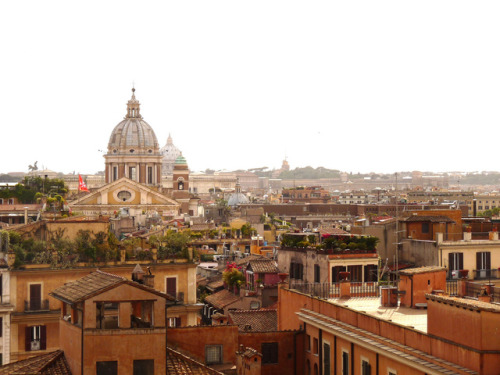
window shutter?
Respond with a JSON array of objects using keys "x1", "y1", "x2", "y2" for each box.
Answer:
[
  {"x1": 476, "y1": 252, "x2": 482, "y2": 270},
  {"x1": 458, "y1": 253, "x2": 464, "y2": 270},
  {"x1": 166, "y1": 278, "x2": 177, "y2": 297},
  {"x1": 25, "y1": 327, "x2": 31, "y2": 351},
  {"x1": 449, "y1": 253, "x2": 456, "y2": 271},
  {"x1": 175, "y1": 317, "x2": 181, "y2": 327},
  {"x1": 40, "y1": 326, "x2": 47, "y2": 350},
  {"x1": 486, "y1": 252, "x2": 491, "y2": 270}
]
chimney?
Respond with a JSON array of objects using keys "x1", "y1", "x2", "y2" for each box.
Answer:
[
  {"x1": 143, "y1": 267, "x2": 155, "y2": 288},
  {"x1": 464, "y1": 231, "x2": 472, "y2": 241},
  {"x1": 131, "y1": 264, "x2": 145, "y2": 283}
]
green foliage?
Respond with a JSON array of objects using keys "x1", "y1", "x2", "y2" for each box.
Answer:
[
  {"x1": 240, "y1": 223, "x2": 254, "y2": 238},
  {"x1": 479, "y1": 207, "x2": 500, "y2": 218},
  {"x1": 0, "y1": 177, "x2": 67, "y2": 204},
  {"x1": 223, "y1": 268, "x2": 245, "y2": 288}
]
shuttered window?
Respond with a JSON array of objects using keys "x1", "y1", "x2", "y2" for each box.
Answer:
[{"x1": 262, "y1": 342, "x2": 278, "y2": 364}]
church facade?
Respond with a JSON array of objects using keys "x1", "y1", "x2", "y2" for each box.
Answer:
[{"x1": 70, "y1": 89, "x2": 198, "y2": 219}]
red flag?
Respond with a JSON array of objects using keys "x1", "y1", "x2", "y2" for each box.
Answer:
[{"x1": 79, "y1": 175, "x2": 89, "y2": 192}]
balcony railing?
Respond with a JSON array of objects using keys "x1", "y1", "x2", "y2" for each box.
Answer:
[
  {"x1": 472, "y1": 269, "x2": 498, "y2": 280},
  {"x1": 24, "y1": 299, "x2": 50, "y2": 312},
  {"x1": 289, "y1": 281, "x2": 380, "y2": 298}
]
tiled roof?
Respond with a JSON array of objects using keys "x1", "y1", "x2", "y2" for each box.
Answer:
[
  {"x1": 167, "y1": 347, "x2": 224, "y2": 374},
  {"x1": 247, "y1": 259, "x2": 279, "y2": 274},
  {"x1": 205, "y1": 289, "x2": 240, "y2": 310},
  {"x1": 206, "y1": 279, "x2": 224, "y2": 291},
  {"x1": 0, "y1": 350, "x2": 71, "y2": 375},
  {"x1": 228, "y1": 309, "x2": 277, "y2": 332},
  {"x1": 405, "y1": 215, "x2": 455, "y2": 223},
  {"x1": 50, "y1": 270, "x2": 172, "y2": 304},
  {"x1": 50, "y1": 270, "x2": 125, "y2": 303},
  {"x1": 399, "y1": 266, "x2": 446, "y2": 276},
  {"x1": 235, "y1": 255, "x2": 265, "y2": 266},
  {"x1": 239, "y1": 347, "x2": 262, "y2": 358}
]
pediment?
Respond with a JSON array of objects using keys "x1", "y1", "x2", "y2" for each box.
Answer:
[{"x1": 69, "y1": 177, "x2": 179, "y2": 207}]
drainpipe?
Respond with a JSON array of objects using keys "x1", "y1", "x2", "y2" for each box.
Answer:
[
  {"x1": 410, "y1": 275, "x2": 414, "y2": 308},
  {"x1": 81, "y1": 305, "x2": 84, "y2": 375}
]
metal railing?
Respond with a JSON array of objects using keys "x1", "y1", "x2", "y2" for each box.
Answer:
[
  {"x1": 289, "y1": 281, "x2": 379, "y2": 299},
  {"x1": 472, "y1": 269, "x2": 498, "y2": 280},
  {"x1": 446, "y1": 280, "x2": 458, "y2": 296},
  {"x1": 464, "y1": 282, "x2": 483, "y2": 299},
  {"x1": 24, "y1": 299, "x2": 50, "y2": 312},
  {"x1": 492, "y1": 286, "x2": 500, "y2": 303}
]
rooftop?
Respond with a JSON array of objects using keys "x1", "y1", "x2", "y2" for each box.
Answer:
[
  {"x1": 205, "y1": 289, "x2": 240, "y2": 310},
  {"x1": 0, "y1": 350, "x2": 71, "y2": 375},
  {"x1": 228, "y1": 309, "x2": 277, "y2": 332},
  {"x1": 327, "y1": 297, "x2": 429, "y2": 333},
  {"x1": 399, "y1": 266, "x2": 446, "y2": 276},
  {"x1": 167, "y1": 347, "x2": 223, "y2": 375}
]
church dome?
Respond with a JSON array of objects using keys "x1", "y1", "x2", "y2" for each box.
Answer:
[
  {"x1": 160, "y1": 134, "x2": 182, "y2": 175},
  {"x1": 107, "y1": 89, "x2": 160, "y2": 154}
]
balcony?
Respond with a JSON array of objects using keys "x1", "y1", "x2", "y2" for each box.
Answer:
[
  {"x1": 473, "y1": 269, "x2": 498, "y2": 280},
  {"x1": 24, "y1": 299, "x2": 50, "y2": 312}
]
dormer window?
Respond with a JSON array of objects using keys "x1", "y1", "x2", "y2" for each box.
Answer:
[{"x1": 130, "y1": 149, "x2": 135, "y2": 153}]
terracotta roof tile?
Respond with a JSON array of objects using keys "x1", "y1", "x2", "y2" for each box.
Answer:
[
  {"x1": 50, "y1": 270, "x2": 172, "y2": 304},
  {"x1": 0, "y1": 350, "x2": 71, "y2": 375},
  {"x1": 50, "y1": 270, "x2": 125, "y2": 304},
  {"x1": 247, "y1": 259, "x2": 279, "y2": 274},
  {"x1": 167, "y1": 347, "x2": 224, "y2": 374},
  {"x1": 228, "y1": 309, "x2": 277, "y2": 332},
  {"x1": 205, "y1": 289, "x2": 240, "y2": 310}
]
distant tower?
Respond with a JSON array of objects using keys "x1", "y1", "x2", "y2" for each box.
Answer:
[
  {"x1": 160, "y1": 134, "x2": 182, "y2": 176},
  {"x1": 172, "y1": 154, "x2": 190, "y2": 213},
  {"x1": 104, "y1": 89, "x2": 162, "y2": 185}
]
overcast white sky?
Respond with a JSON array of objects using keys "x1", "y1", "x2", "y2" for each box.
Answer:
[{"x1": 1, "y1": 1, "x2": 499, "y2": 175}]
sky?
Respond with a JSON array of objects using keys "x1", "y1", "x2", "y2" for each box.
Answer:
[{"x1": 1, "y1": 1, "x2": 500, "y2": 176}]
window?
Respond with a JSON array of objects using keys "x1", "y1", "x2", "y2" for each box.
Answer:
[
  {"x1": 348, "y1": 265, "x2": 362, "y2": 282},
  {"x1": 96, "y1": 361, "x2": 117, "y2": 375},
  {"x1": 261, "y1": 342, "x2": 278, "y2": 364},
  {"x1": 332, "y1": 266, "x2": 347, "y2": 282},
  {"x1": 0, "y1": 317, "x2": 3, "y2": 337},
  {"x1": 476, "y1": 252, "x2": 491, "y2": 278},
  {"x1": 112, "y1": 166, "x2": 118, "y2": 181},
  {"x1": 290, "y1": 262, "x2": 304, "y2": 280},
  {"x1": 147, "y1": 166, "x2": 153, "y2": 184},
  {"x1": 449, "y1": 252, "x2": 464, "y2": 277},
  {"x1": 342, "y1": 351, "x2": 349, "y2": 375},
  {"x1": 117, "y1": 191, "x2": 132, "y2": 202},
  {"x1": 25, "y1": 325, "x2": 46, "y2": 351},
  {"x1": 306, "y1": 334, "x2": 311, "y2": 351},
  {"x1": 133, "y1": 359, "x2": 154, "y2": 375},
  {"x1": 362, "y1": 359, "x2": 371, "y2": 375},
  {"x1": 205, "y1": 345, "x2": 222, "y2": 365},
  {"x1": 314, "y1": 264, "x2": 320, "y2": 283},
  {"x1": 8, "y1": 199, "x2": 14, "y2": 205},
  {"x1": 29, "y1": 284, "x2": 42, "y2": 311},
  {"x1": 129, "y1": 167, "x2": 137, "y2": 180},
  {"x1": 313, "y1": 338, "x2": 319, "y2": 354},
  {"x1": 168, "y1": 317, "x2": 181, "y2": 327},
  {"x1": 166, "y1": 277, "x2": 177, "y2": 299},
  {"x1": 422, "y1": 222, "x2": 429, "y2": 234},
  {"x1": 323, "y1": 343, "x2": 331, "y2": 375},
  {"x1": 96, "y1": 302, "x2": 119, "y2": 329}
]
